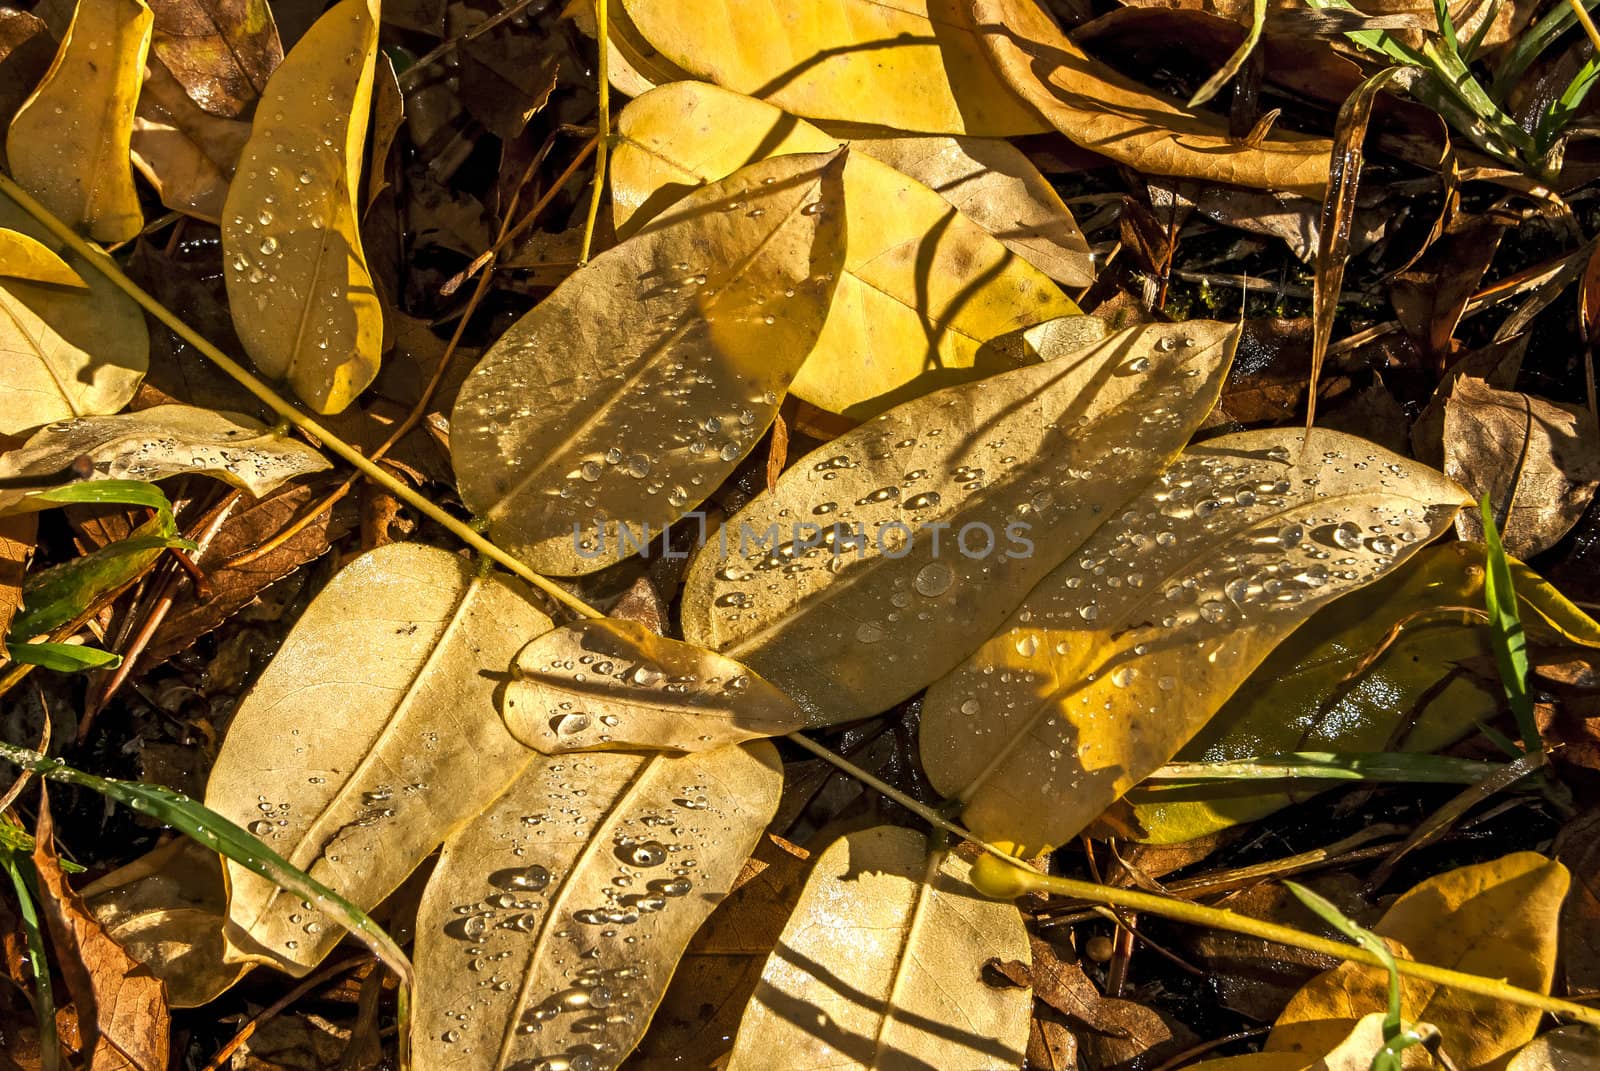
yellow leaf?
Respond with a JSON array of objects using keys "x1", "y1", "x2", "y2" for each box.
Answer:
[
  {"x1": 681, "y1": 322, "x2": 1236, "y2": 725},
  {"x1": 972, "y1": 0, "x2": 1332, "y2": 195},
  {"x1": 1267, "y1": 853, "x2": 1569, "y2": 1071},
  {"x1": 0, "y1": 227, "x2": 85, "y2": 287},
  {"x1": 205, "y1": 543, "x2": 553, "y2": 975},
  {"x1": 618, "y1": 0, "x2": 1046, "y2": 135},
  {"x1": 612, "y1": 82, "x2": 1081, "y2": 415},
  {"x1": 724, "y1": 825, "x2": 1031, "y2": 1070},
  {"x1": 6, "y1": 0, "x2": 152, "y2": 242},
  {"x1": 410, "y1": 742, "x2": 783, "y2": 1069},
  {"x1": 1507, "y1": 1027, "x2": 1600, "y2": 1071},
  {"x1": 1186, "y1": 1015, "x2": 1392, "y2": 1071},
  {"x1": 0, "y1": 191, "x2": 148, "y2": 435},
  {"x1": 451, "y1": 149, "x2": 847, "y2": 576},
  {"x1": 921, "y1": 428, "x2": 1471, "y2": 855},
  {"x1": 503, "y1": 618, "x2": 804, "y2": 753},
  {"x1": 220, "y1": 0, "x2": 381, "y2": 414},
  {"x1": 131, "y1": 55, "x2": 251, "y2": 223}
]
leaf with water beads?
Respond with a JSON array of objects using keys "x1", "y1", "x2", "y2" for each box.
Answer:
[
  {"x1": 220, "y1": 0, "x2": 381, "y2": 414},
  {"x1": 920, "y1": 428, "x2": 1472, "y2": 856},
  {"x1": 204, "y1": 543, "x2": 554, "y2": 976},
  {"x1": 451, "y1": 149, "x2": 848, "y2": 576},
  {"x1": 681, "y1": 321, "x2": 1237, "y2": 725},
  {"x1": 410, "y1": 741, "x2": 782, "y2": 1071},
  {"x1": 502, "y1": 619, "x2": 804, "y2": 754},
  {"x1": 723, "y1": 824, "x2": 1031, "y2": 1071}
]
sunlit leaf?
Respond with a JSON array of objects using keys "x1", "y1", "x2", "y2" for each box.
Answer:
[
  {"x1": 5, "y1": 0, "x2": 153, "y2": 242},
  {"x1": 0, "y1": 191, "x2": 148, "y2": 435},
  {"x1": 502, "y1": 618, "x2": 804, "y2": 754},
  {"x1": 682, "y1": 321, "x2": 1236, "y2": 725},
  {"x1": 451, "y1": 149, "x2": 847, "y2": 575},
  {"x1": 220, "y1": 0, "x2": 382, "y2": 414},
  {"x1": 618, "y1": 0, "x2": 1047, "y2": 136},
  {"x1": 1184, "y1": 1014, "x2": 1392, "y2": 1071},
  {"x1": 724, "y1": 825, "x2": 1031, "y2": 1070},
  {"x1": 0, "y1": 228, "x2": 85, "y2": 287},
  {"x1": 612, "y1": 82, "x2": 1079, "y2": 416},
  {"x1": 410, "y1": 741, "x2": 782, "y2": 1070},
  {"x1": 205, "y1": 542, "x2": 553, "y2": 975},
  {"x1": 1266, "y1": 852, "x2": 1568, "y2": 1070},
  {"x1": 972, "y1": 0, "x2": 1332, "y2": 195},
  {"x1": 0, "y1": 405, "x2": 330, "y2": 515},
  {"x1": 921, "y1": 428, "x2": 1471, "y2": 855},
  {"x1": 4, "y1": 640, "x2": 120, "y2": 670}
]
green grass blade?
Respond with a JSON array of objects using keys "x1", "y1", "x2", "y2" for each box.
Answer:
[
  {"x1": 30, "y1": 480, "x2": 176, "y2": 516},
  {"x1": 1189, "y1": 0, "x2": 1267, "y2": 107},
  {"x1": 1, "y1": 846, "x2": 59, "y2": 1071},
  {"x1": 1480, "y1": 495, "x2": 1540, "y2": 752},
  {"x1": 1287, "y1": 881, "x2": 1404, "y2": 1031},
  {"x1": 1149, "y1": 752, "x2": 1501, "y2": 784},
  {"x1": 4, "y1": 642, "x2": 121, "y2": 672}
]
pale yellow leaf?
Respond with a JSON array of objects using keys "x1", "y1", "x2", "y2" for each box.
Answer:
[
  {"x1": 0, "y1": 192, "x2": 148, "y2": 435},
  {"x1": 410, "y1": 742, "x2": 783, "y2": 1070},
  {"x1": 681, "y1": 322, "x2": 1236, "y2": 725},
  {"x1": 6, "y1": 0, "x2": 152, "y2": 242},
  {"x1": 220, "y1": 0, "x2": 381, "y2": 414},
  {"x1": 725, "y1": 825, "x2": 1031, "y2": 1071},
  {"x1": 973, "y1": 0, "x2": 1332, "y2": 195},
  {"x1": 922, "y1": 428, "x2": 1471, "y2": 855},
  {"x1": 451, "y1": 149, "x2": 847, "y2": 576},
  {"x1": 1186, "y1": 1014, "x2": 1390, "y2": 1071},
  {"x1": 1267, "y1": 853, "x2": 1569, "y2": 1071},
  {"x1": 0, "y1": 227, "x2": 86, "y2": 287},
  {"x1": 618, "y1": 0, "x2": 1046, "y2": 136},
  {"x1": 131, "y1": 55, "x2": 251, "y2": 223},
  {"x1": 205, "y1": 543, "x2": 553, "y2": 975},
  {"x1": 1507, "y1": 1027, "x2": 1600, "y2": 1071},
  {"x1": 0, "y1": 404, "x2": 330, "y2": 514},
  {"x1": 502, "y1": 618, "x2": 804, "y2": 754}
]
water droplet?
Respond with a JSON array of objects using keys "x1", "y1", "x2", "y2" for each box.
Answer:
[
  {"x1": 914, "y1": 562, "x2": 953, "y2": 597},
  {"x1": 258, "y1": 236, "x2": 278, "y2": 255},
  {"x1": 553, "y1": 713, "x2": 591, "y2": 736},
  {"x1": 1331, "y1": 521, "x2": 1364, "y2": 550},
  {"x1": 579, "y1": 461, "x2": 602, "y2": 482},
  {"x1": 622, "y1": 841, "x2": 667, "y2": 867},
  {"x1": 855, "y1": 621, "x2": 885, "y2": 644}
]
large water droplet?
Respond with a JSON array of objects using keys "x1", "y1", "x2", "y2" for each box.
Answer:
[{"x1": 914, "y1": 562, "x2": 954, "y2": 597}]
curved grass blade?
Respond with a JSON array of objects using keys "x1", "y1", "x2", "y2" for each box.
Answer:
[
  {"x1": 1481, "y1": 494, "x2": 1538, "y2": 751},
  {"x1": 0, "y1": 843, "x2": 58, "y2": 1071},
  {"x1": 1148, "y1": 752, "x2": 1502, "y2": 784}
]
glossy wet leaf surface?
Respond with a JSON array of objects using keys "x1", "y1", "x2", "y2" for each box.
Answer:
[
  {"x1": 612, "y1": 81, "x2": 1078, "y2": 417},
  {"x1": 683, "y1": 321, "x2": 1236, "y2": 724},
  {"x1": 724, "y1": 825, "x2": 1031, "y2": 1071},
  {"x1": 503, "y1": 618, "x2": 804, "y2": 754},
  {"x1": 922, "y1": 428, "x2": 1471, "y2": 854},
  {"x1": 451, "y1": 149, "x2": 847, "y2": 575},
  {"x1": 205, "y1": 543, "x2": 553, "y2": 975},
  {"x1": 411, "y1": 741, "x2": 782, "y2": 1070}
]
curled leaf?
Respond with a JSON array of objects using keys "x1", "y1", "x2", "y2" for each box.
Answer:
[
  {"x1": 411, "y1": 742, "x2": 783, "y2": 1070},
  {"x1": 451, "y1": 149, "x2": 847, "y2": 575},
  {"x1": 6, "y1": 0, "x2": 153, "y2": 242},
  {"x1": 682, "y1": 321, "x2": 1236, "y2": 724},
  {"x1": 205, "y1": 543, "x2": 553, "y2": 975},
  {"x1": 221, "y1": 0, "x2": 381, "y2": 414},
  {"x1": 503, "y1": 618, "x2": 804, "y2": 754},
  {"x1": 921, "y1": 428, "x2": 1471, "y2": 855}
]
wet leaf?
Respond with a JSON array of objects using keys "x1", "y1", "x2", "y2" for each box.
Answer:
[
  {"x1": 131, "y1": 56, "x2": 252, "y2": 222},
  {"x1": 1187, "y1": 1014, "x2": 1387, "y2": 1071},
  {"x1": 147, "y1": 0, "x2": 281, "y2": 118},
  {"x1": 502, "y1": 618, "x2": 804, "y2": 754},
  {"x1": 410, "y1": 741, "x2": 783, "y2": 1070},
  {"x1": 682, "y1": 321, "x2": 1236, "y2": 725},
  {"x1": 221, "y1": 0, "x2": 382, "y2": 414},
  {"x1": 6, "y1": 0, "x2": 153, "y2": 242},
  {"x1": 0, "y1": 228, "x2": 86, "y2": 287},
  {"x1": 81, "y1": 837, "x2": 249, "y2": 1008},
  {"x1": 0, "y1": 405, "x2": 330, "y2": 515},
  {"x1": 1266, "y1": 852, "x2": 1568, "y2": 1070},
  {"x1": 0, "y1": 513, "x2": 33, "y2": 639},
  {"x1": 1444, "y1": 377, "x2": 1600, "y2": 559},
  {"x1": 723, "y1": 825, "x2": 1031, "y2": 1070},
  {"x1": 204, "y1": 542, "x2": 553, "y2": 975},
  {"x1": 0, "y1": 10, "x2": 55, "y2": 172},
  {"x1": 1508, "y1": 1027, "x2": 1600, "y2": 1071},
  {"x1": 972, "y1": 0, "x2": 1332, "y2": 195},
  {"x1": 1128, "y1": 543, "x2": 1600, "y2": 843},
  {"x1": 611, "y1": 82, "x2": 1079, "y2": 416},
  {"x1": 451, "y1": 149, "x2": 847, "y2": 576},
  {"x1": 618, "y1": 0, "x2": 1047, "y2": 136},
  {"x1": 0, "y1": 183, "x2": 148, "y2": 435},
  {"x1": 1555, "y1": 810, "x2": 1600, "y2": 993},
  {"x1": 922, "y1": 428, "x2": 1471, "y2": 855}
]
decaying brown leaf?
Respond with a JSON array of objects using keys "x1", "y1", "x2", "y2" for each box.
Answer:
[
  {"x1": 146, "y1": 0, "x2": 281, "y2": 118},
  {"x1": 0, "y1": 512, "x2": 34, "y2": 638},
  {"x1": 131, "y1": 56, "x2": 252, "y2": 222}
]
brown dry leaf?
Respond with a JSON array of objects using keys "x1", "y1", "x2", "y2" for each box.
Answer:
[
  {"x1": 32, "y1": 790, "x2": 171, "y2": 1071},
  {"x1": 456, "y1": 9, "x2": 558, "y2": 141},
  {"x1": 618, "y1": 0, "x2": 1047, "y2": 136},
  {"x1": 502, "y1": 618, "x2": 805, "y2": 753},
  {"x1": 971, "y1": 0, "x2": 1332, "y2": 195},
  {"x1": 147, "y1": 0, "x2": 280, "y2": 118},
  {"x1": 1391, "y1": 220, "x2": 1504, "y2": 364},
  {"x1": 1444, "y1": 377, "x2": 1600, "y2": 558},
  {"x1": 7, "y1": 0, "x2": 154, "y2": 242},
  {"x1": 131, "y1": 56, "x2": 252, "y2": 222},
  {"x1": 0, "y1": 512, "x2": 35, "y2": 638},
  {"x1": 1267, "y1": 852, "x2": 1568, "y2": 1070},
  {"x1": 1508, "y1": 1027, "x2": 1600, "y2": 1071},
  {"x1": 80, "y1": 837, "x2": 249, "y2": 1008},
  {"x1": 0, "y1": 10, "x2": 55, "y2": 170},
  {"x1": 1554, "y1": 809, "x2": 1600, "y2": 994}
]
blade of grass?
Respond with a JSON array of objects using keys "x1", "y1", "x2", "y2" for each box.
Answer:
[
  {"x1": 1189, "y1": 0, "x2": 1267, "y2": 107},
  {"x1": 1481, "y1": 494, "x2": 1539, "y2": 751},
  {"x1": 1148, "y1": 752, "x2": 1502, "y2": 784},
  {"x1": 0, "y1": 844, "x2": 59, "y2": 1071},
  {"x1": 3, "y1": 642, "x2": 121, "y2": 672}
]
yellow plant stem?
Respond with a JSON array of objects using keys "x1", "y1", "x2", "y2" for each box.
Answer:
[
  {"x1": 0, "y1": 173, "x2": 600, "y2": 624},
  {"x1": 1570, "y1": 0, "x2": 1600, "y2": 56},
  {"x1": 578, "y1": 0, "x2": 609, "y2": 266}
]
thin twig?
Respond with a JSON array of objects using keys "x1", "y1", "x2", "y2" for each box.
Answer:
[{"x1": 578, "y1": 0, "x2": 609, "y2": 265}]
